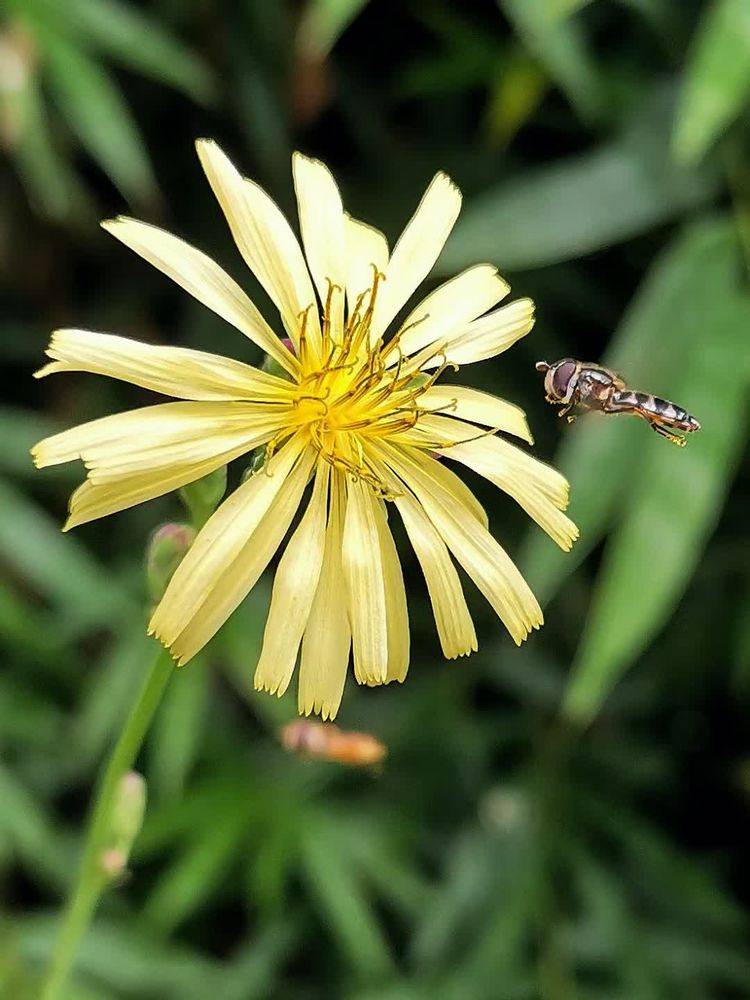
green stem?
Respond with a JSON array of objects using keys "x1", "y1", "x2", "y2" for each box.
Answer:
[{"x1": 40, "y1": 646, "x2": 174, "y2": 1000}]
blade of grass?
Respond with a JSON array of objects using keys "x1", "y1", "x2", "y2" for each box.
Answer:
[
  {"x1": 439, "y1": 86, "x2": 717, "y2": 273},
  {"x1": 42, "y1": 33, "x2": 157, "y2": 205},
  {"x1": 673, "y1": 0, "x2": 750, "y2": 164},
  {"x1": 34, "y1": 0, "x2": 215, "y2": 103}
]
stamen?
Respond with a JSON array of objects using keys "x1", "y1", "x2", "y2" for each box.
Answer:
[
  {"x1": 431, "y1": 424, "x2": 504, "y2": 449},
  {"x1": 294, "y1": 393, "x2": 330, "y2": 418},
  {"x1": 322, "y1": 278, "x2": 343, "y2": 352},
  {"x1": 380, "y1": 313, "x2": 430, "y2": 364},
  {"x1": 297, "y1": 306, "x2": 313, "y2": 368}
]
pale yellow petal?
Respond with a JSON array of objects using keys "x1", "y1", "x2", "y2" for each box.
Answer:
[
  {"x1": 373, "y1": 501, "x2": 409, "y2": 682},
  {"x1": 378, "y1": 443, "x2": 543, "y2": 645},
  {"x1": 299, "y1": 471, "x2": 351, "y2": 720},
  {"x1": 167, "y1": 448, "x2": 316, "y2": 665},
  {"x1": 63, "y1": 436, "x2": 249, "y2": 531},
  {"x1": 344, "y1": 214, "x2": 389, "y2": 312},
  {"x1": 293, "y1": 153, "x2": 345, "y2": 339},
  {"x1": 48, "y1": 403, "x2": 283, "y2": 530},
  {"x1": 34, "y1": 329, "x2": 296, "y2": 402},
  {"x1": 390, "y1": 443, "x2": 487, "y2": 528},
  {"x1": 371, "y1": 172, "x2": 462, "y2": 342},
  {"x1": 427, "y1": 417, "x2": 578, "y2": 551},
  {"x1": 342, "y1": 477, "x2": 387, "y2": 685},
  {"x1": 418, "y1": 385, "x2": 533, "y2": 444},
  {"x1": 150, "y1": 435, "x2": 308, "y2": 654},
  {"x1": 394, "y1": 488, "x2": 476, "y2": 659},
  {"x1": 385, "y1": 265, "x2": 508, "y2": 362},
  {"x1": 420, "y1": 414, "x2": 569, "y2": 506},
  {"x1": 422, "y1": 298, "x2": 535, "y2": 368},
  {"x1": 254, "y1": 462, "x2": 329, "y2": 698},
  {"x1": 196, "y1": 139, "x2": 322, "y2": 358},
  {"x1": 32, "y1": 401, "x2": 284, "y2": 469},
  {"x1": 101, "y1": 218, "x2": 295, "y2": 375}
]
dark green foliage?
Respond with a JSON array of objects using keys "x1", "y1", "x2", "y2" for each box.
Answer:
[{"x1": 1, "y1": 1, "x2": 750, "y2": 997}]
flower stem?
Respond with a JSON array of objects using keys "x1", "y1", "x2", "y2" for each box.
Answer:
[{"x1": 40, "y1": 646, "x2": 174, "y2": 1000}]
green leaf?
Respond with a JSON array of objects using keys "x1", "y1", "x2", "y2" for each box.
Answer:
[
  {"x1": 149, "y1": 664, "x2": 209, "y2": 800},
  {"x1": 37, "y1": 0, "x2": 214, "y2": 104},
  {"x1": 439, "y1": 87, "x2": 718, "y2": 273},
  {"x1": 17, "y1": 916, "x2": 223, "y2": 999},
  {"x1": 8, "y1": 67, "x2": 90, "y2": 223},
  {"x1": 141, "y1": 801, "x2": 252, "y2": 935},
  {"x1": 301, "y1": 813, "x2": 394, "y2": 980},
  {"x1": 297, "y1": 0, "x2": 371, "y2": 59},
  {"x1": 564, "y1": 227, "x2": 750, "y2": 723},
  {"x1": 0, "y1": 477, "x2": 132, "y2": 629},
  {"x1": 71, "y1": 625, "x2": 155, "y2": 775},
  {"x1": 673, "y1": 0, "x2": 750, "y2": 164},
  {"x1": 42, "y1": 33, "x2": 157, "y2": 205},
  {"x1": 498, "y1": 0, "x2": 601, "y2": 121},
  {"x1": 540, "y1": 0, "x2": 595, "y2": 20},
  {"x1": 521, "y1": 216, "x2": 737, "y2": 604},
  {"x1": 0, "y1": 408, "x2": 71, "y2": 479},
  {"x1": 0, "y1": 765, "x2": 70, "y2": 891}
]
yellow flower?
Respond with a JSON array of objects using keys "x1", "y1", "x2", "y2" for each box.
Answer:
[{"x1": 32, "y1": 142, "x2": 578, "y2": 719}]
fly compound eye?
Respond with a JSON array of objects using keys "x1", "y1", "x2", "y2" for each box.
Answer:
[{"x1": 551, "y1": 360, "x2": 576, "y2": 399}]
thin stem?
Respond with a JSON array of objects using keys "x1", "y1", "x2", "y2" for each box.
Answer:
[{"x1": 40, "y1": 646, "x2": 174, "y2": 1000}]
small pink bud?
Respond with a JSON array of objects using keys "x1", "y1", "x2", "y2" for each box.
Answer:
[
  {"x1": 100, "y1": 848, "x2": 127, "y2": 879},
  {"x1": 146, "y1": 523, "x2": 195, "y2": 601}
]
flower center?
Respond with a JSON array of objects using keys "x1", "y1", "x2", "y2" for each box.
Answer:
[{"x1": 284, "y1": 268, "x2": 456, "y2": 496}]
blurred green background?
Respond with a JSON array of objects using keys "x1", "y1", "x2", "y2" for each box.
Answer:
[{"x1": 2, "y1": 0, "x2": 750, "y2": 997}]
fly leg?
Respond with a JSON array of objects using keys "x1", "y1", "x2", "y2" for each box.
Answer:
[
  {"x1": 648, "y1": 419, "x2": 687, "y2": 447},
  {"x1": 556, "y1": 403, "x2": 577, "y2": 422}
]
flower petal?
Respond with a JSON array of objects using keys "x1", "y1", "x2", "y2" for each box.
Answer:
[
  {"x1": 380, "y1": 443, "x2": 543, "y2": 645},
  {"x1": 426, "y1": 416, "x2": 578, "y2": 551},
  {"x1": 385, "y1": 265, "x2": 508, "y2": 362},
  {"x1": 418, "y1": 385, "x2": 533, "y2": 444},
  {"x1": 386, "y1": 441, "x2": 488, "y2": 528},
  {"x1": 35, "y1": 329, "x2": 297, "y2": 402},
  {"x1": 150, "y1": 435, "x2": 309, "y2": 657},
  {"x1": 196, "y1": 139, "x2": 322, "y2": 358},
  {"x1": 39, "y1": 403, "x2": 283, "y2": 530},
  {"x1": 101, "y1": 218, "x2": 295, "y2": 375},
  {"x1": 342, "y1": 477, "x2": 388, "y2": 685},
  {"x1": 299, "y1": 471, "x2": 351, "y2": 720},
  {"x1": 344, "y1": 214, "x2": 389, "y2": 313},
  {"x1": 373, "y1": 501, "x2": 410, "y2": 683},
  {"x1": 421, "y1": 298, "x2": 535, "y2": 369},
  {"x1": 394, "y1": 488, "x2": 476, "y2": 659},
  {"x1": 167, "y1": 448, "x2": 315, "y2": 665},
  {"x1": 63, "y1": 444, "x2": 239, "y2": 531},
  {"x1": 371, "y1": 172, "x2": 462, "y2": 342},
  {"x1": 254, "y1": 462, "x2": 329, "y2": 698},
  {"x1": 421, "y1": 414, "x2": 569, "y2": 506},
  {"x1": 32, "y1": 400, "x2": 284, "y2": 469},
  {"x1": 293, "y1": 153, "x2": 345, "y2": 339}
]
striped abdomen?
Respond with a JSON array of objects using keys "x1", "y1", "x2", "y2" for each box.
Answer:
[{"x1": 614, "y1": 390, "x2": 700, "y2": 431}]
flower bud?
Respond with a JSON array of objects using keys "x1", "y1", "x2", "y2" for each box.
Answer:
[
  {"x1": 146, "y1": 523, "x2": 195, "y2": 602},
  {"x1": 99, "y1": 771, "x2": 146, "y2": 882},
  {"x1": 179, "y1": 466, "x2": 227, "y2": 527},
  {"x1": 100, "y1": 848, "x2": 127, "y2": 880}
]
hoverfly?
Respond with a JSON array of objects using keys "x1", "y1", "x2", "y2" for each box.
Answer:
[
  {"x1": 535, "y1": 358, "x2": 700, "y2": 447},
  {"x1": 279, "y1": 719, "x2": 387, "y2": 768}
]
